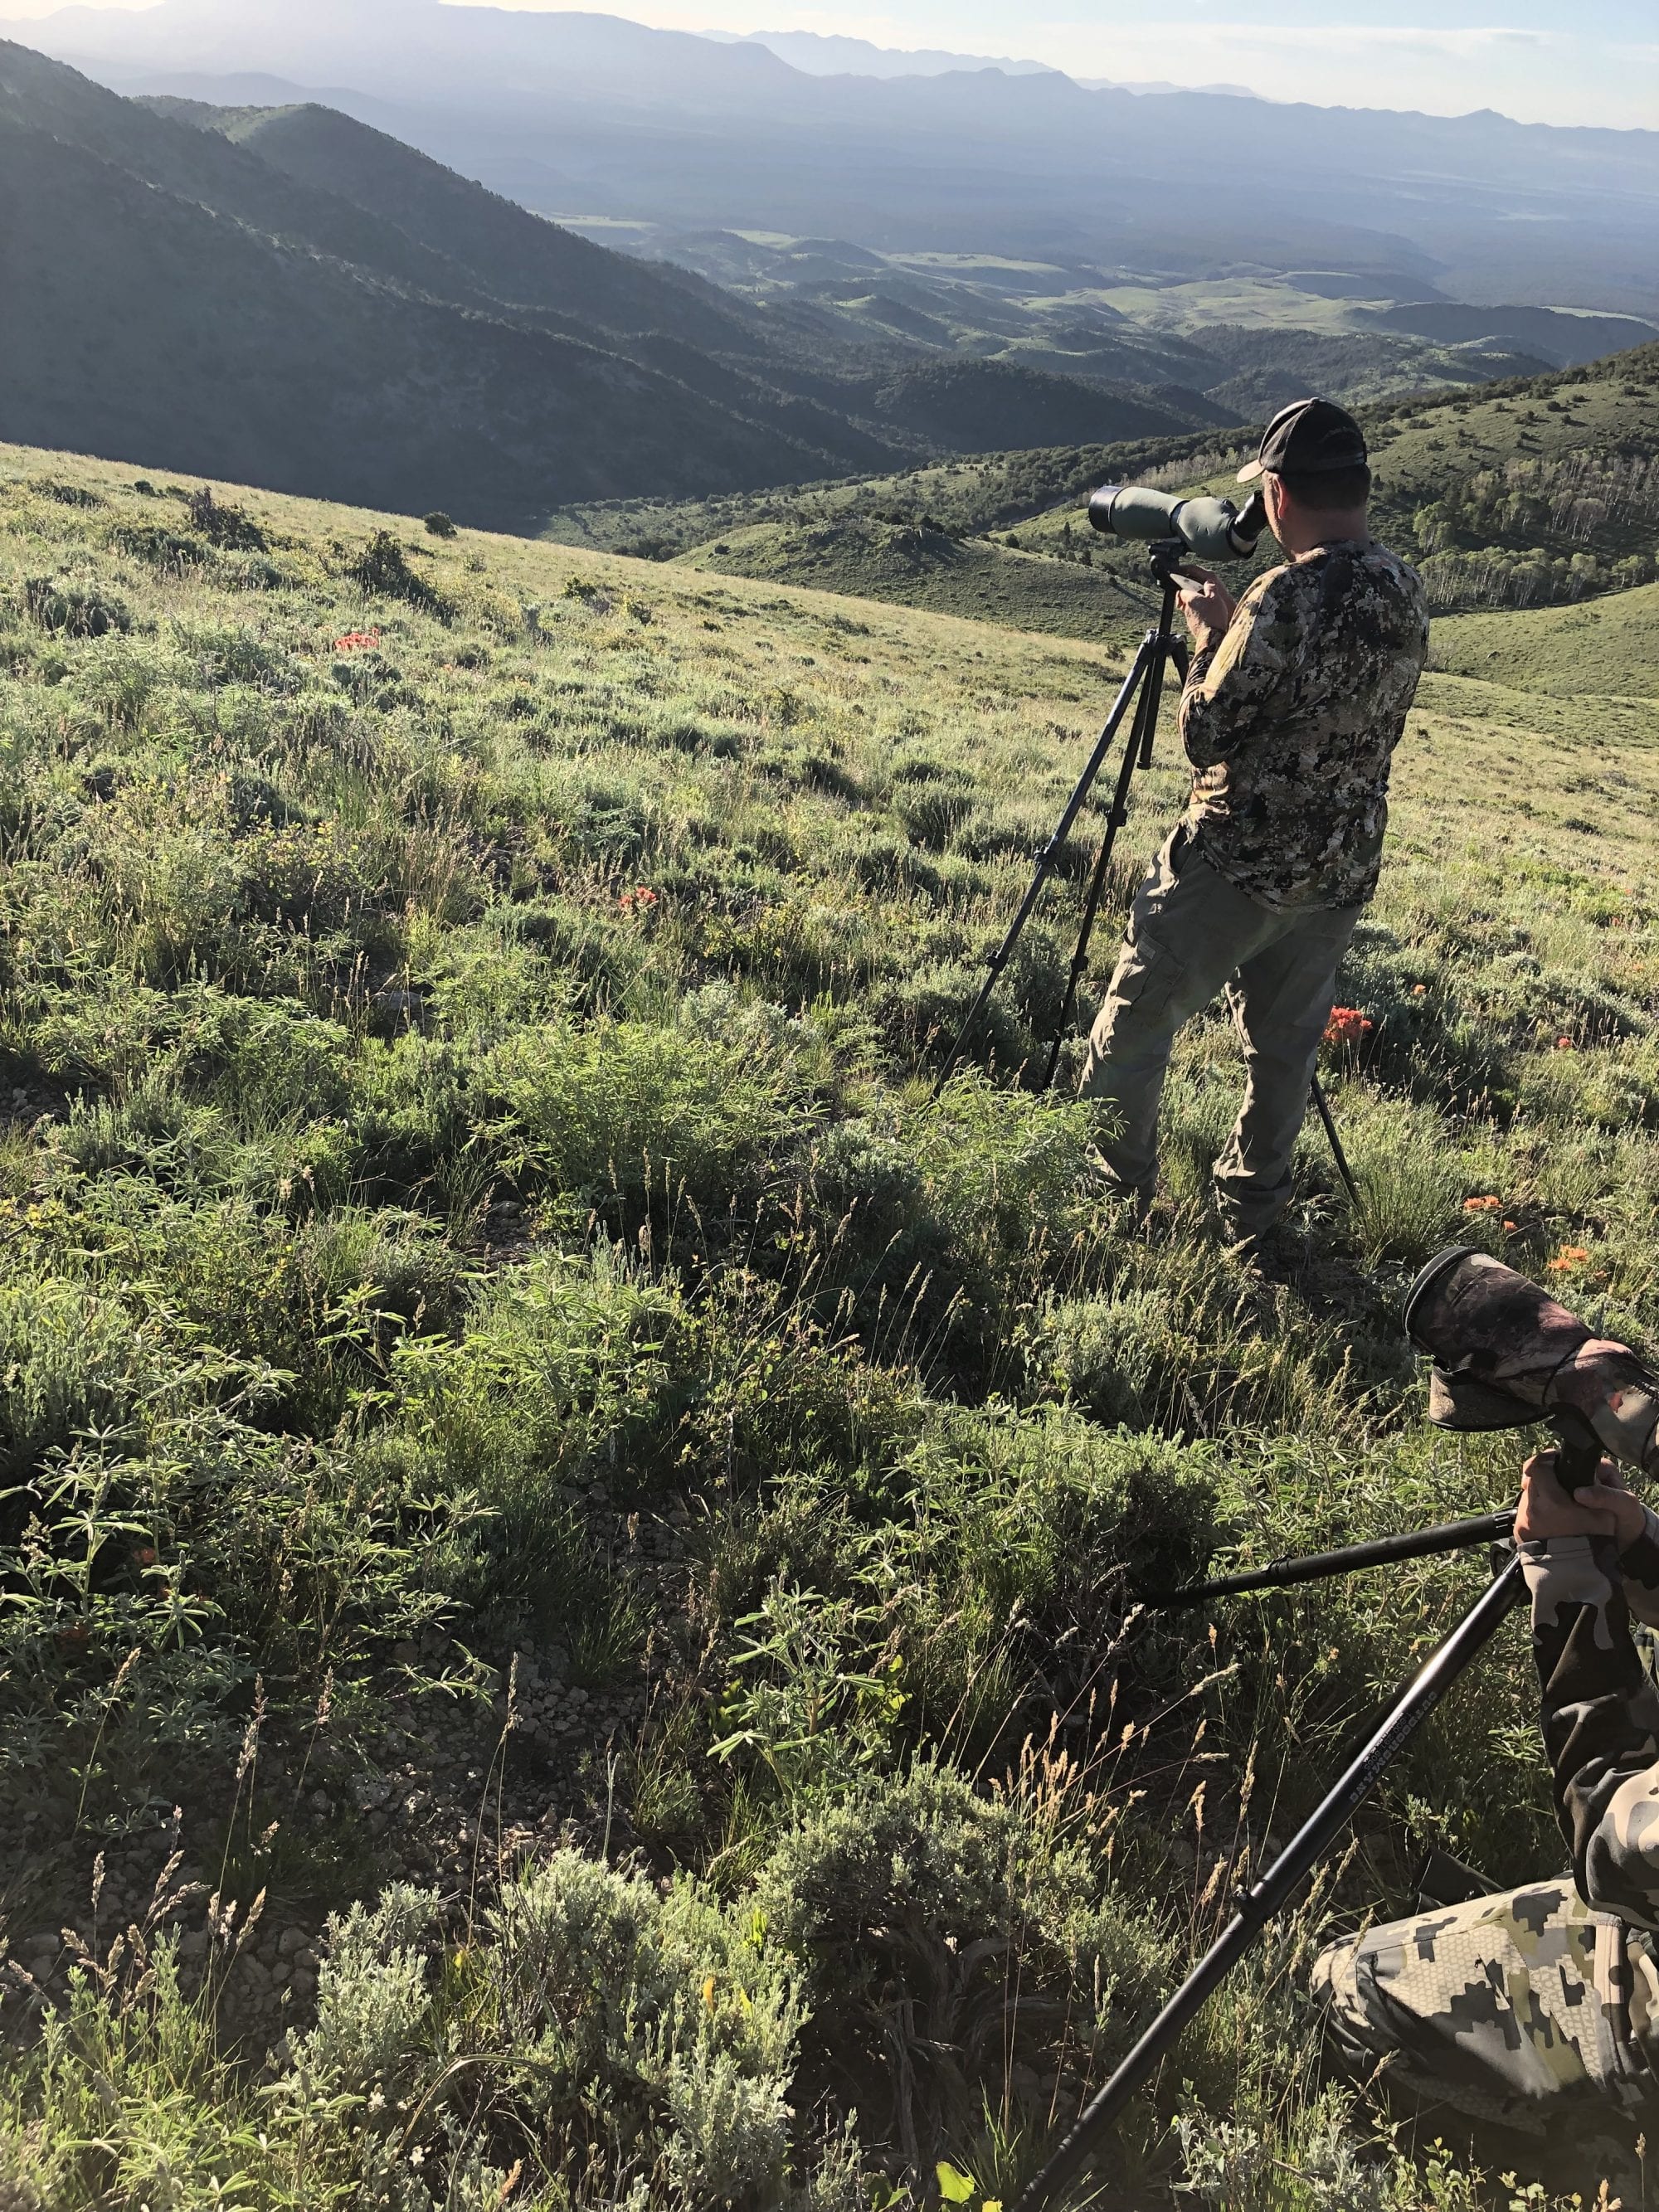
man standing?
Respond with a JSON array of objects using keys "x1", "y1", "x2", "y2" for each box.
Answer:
[{"x1": 1079, "y1": 397, "x2": 1430, "y2": 1248}]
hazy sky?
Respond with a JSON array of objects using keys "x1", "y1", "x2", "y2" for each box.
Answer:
[{"x1": 6, "y1": 0, "x2": 1656, "y2": 129}]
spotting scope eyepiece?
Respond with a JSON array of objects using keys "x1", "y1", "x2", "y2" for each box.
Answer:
[
  {"x1": 1404, "y1": 1246, "x2": 1659, "y2": 1475},
  {"x1": 1087, "y1": 483, "x2": 1269, "y2": 565}
]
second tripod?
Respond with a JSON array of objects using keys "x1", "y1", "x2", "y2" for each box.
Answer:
[{"x1": 934, "y1": 544, "x2": 1190, "y2": 1097}]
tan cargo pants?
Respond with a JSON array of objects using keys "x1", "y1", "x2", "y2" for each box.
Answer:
[{"x1": 1078, "y1": 828, "x2": 1360, "y2": 1234}]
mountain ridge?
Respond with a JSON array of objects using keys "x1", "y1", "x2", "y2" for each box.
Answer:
[
  {"x1": 0, "y1": 41, "x2": 893, "y2": 522},
  {"x1": 0, "y1": 39, "x2": 1217, "y2": 526},
  {"x1": 9, "y1": 1, "x2": 1657, "y2": 311}
]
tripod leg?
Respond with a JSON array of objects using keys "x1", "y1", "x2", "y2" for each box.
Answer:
[
  {"x1": 1039, "y1": 584, "x2": 1183, "y2": 1094},
  {"x1": 1038, "y1": 703, "x2": 1144, "y2": 1092},
  {"x1": 934, "y1": 634, "x2": 1156, "y2": 1097},
  {"x1": 1013, "y1": 1552, "x2": 1525, "y2": 2212},
  {"x1": 1150, "y1": 1508, "x2": 1516, "y2": 1607},
  {"x1": 1311, "y1": 1074, "x2": 1360, "y2": 1206}
]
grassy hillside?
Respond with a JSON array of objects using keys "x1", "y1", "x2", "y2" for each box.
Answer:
[
  {"x1": 674, "y1": 513, "x2": 1151, "y2": 644},
  {"x1": 3, "y1": 439, "x2": 1659, "y2": 2210},
  {"x1": 547, "y1": 342, "x2": 1659, "y2": 645},
  {"x1": 535, "y1": 431, "x2": 1223, "y2": 556},
  {"x1": 1429, "y1": 581, "x2": 1659, "y2": 698},
  {"x1": 1001, "y1": 343, "x2": 1659, "y2": 629}
]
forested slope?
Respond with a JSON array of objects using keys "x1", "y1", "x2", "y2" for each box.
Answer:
[{"x1": 552, "y1": 341, "x2": 1659, "y2": 645}]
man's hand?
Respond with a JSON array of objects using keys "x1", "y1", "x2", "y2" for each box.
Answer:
[
  {"x1": 1176, "y1": 567, "x2": 1235, "y2": 649},
  {"x1": 1515, "y1": 1448, "x2": 1646, "y2": 1552}
]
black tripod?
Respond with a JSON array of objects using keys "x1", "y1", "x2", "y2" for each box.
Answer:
[
  {"x1": 1011, "y1": 1424, "x2": 1602, "y2": 2212},
  {"x1": 932, "y1": 544, "x2": 1359, "y2": 1205}
]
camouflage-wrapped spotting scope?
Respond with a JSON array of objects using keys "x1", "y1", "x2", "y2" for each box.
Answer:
[
  {"x1": 1088, "y1": 483, "x2": 1269, "y2": 563},
  {"x1": 1406, "y1": 1246, "x2": 1659, "y2": 1472}
]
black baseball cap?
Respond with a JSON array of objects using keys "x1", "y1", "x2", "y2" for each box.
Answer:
[{"x1": 1238, "y1": 397, "x2": 1369, "y2": 482}]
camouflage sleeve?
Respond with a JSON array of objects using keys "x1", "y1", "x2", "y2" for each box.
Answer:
[
  {"x1": 1619, "y1": 1506, "x2": 1659, "y2": 1629},
  {"x1": 1179, "y1": 567, "x2": 1299, "y2": 771},
  {"x1": 1525, "y1": 1533, "x2": 1659, "y2": 1931}
]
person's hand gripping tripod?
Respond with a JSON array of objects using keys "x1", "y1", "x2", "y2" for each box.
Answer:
[{"x1": 1012, "y1": 1243, "x2": 1659, "y2": 2211}]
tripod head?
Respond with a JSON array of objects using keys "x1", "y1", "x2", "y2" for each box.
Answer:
[{"x1": 1147, "y1": 537, "x2": 1202, "y2": 595}]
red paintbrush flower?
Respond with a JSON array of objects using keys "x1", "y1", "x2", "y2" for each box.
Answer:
[{"x1": 1323, "y1": 1006, "x2": 1373, "y2": 1048}]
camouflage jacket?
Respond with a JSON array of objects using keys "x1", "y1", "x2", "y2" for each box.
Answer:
[
  {"x1": 1525, "y1": 1519, "x2": 1659, "y2": 2042},
  {"x1": 1178, "y1": 539, "x2": 1430, "y2": 912}
]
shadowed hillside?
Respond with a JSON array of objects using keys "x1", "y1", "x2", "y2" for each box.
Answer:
[
  {"x1": 0, "y1": 40, "x2": 1228, "y2": 527},
  {"x1": 148, "y1": 93, "x2": 761, "y2": 354},
  {"x1": 0, "y1": 41, "x2": 894, "y2": 523}
]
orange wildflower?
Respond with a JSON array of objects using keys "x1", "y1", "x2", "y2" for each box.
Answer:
[{"x1": 1324, "y1": 1006, "x2": 1373, "y2": 1048}]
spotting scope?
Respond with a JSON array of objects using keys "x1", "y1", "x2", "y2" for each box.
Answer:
[
  {"x1": 1088, "y1": 483, "x2": 1269, "y2": 564},
  {"x1": 1406, "y1": 1246, "x2": 1659, "y2": 1473}
]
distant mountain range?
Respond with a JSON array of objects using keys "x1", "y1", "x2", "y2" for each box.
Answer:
[
  {"x1": 6, "y1": 7, "x2": 1656, "y2": 532},
  {"x1": 699, "y1": 30, "x2": 1057, "y2": 79},
  {"x1": 7, "y1": 0, "x2": 1658, "y2": 314},
  {"x1": 705, "y1": 30, "x2": 1255, "y2": 100},
  {"x1": 0, "y1": 41, "x2": 1221, "y2": 527}
]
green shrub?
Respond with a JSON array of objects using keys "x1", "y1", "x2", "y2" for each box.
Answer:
[
  {"x1": 270, "y1": 1857, "x2": 825, "y2": 2209},
  {"x1": 108, "y1": 518, "x2": 212, "y2": 572},
  {"x1": 181, "y1": 486, "x2": 267, "y2": 551},
  {"x1": 481, "y1": 1014, "x2": 810, "y2": 1219},
  {"x1": 756, "y1": 1763, "x2": 1172, "y2": 2162},
  {"x1": 21, "y1": 576, "x2": 129, "y2": 639},
  {"x1": 347, "y1": 530, "x2": 449, "y2": 616}
]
